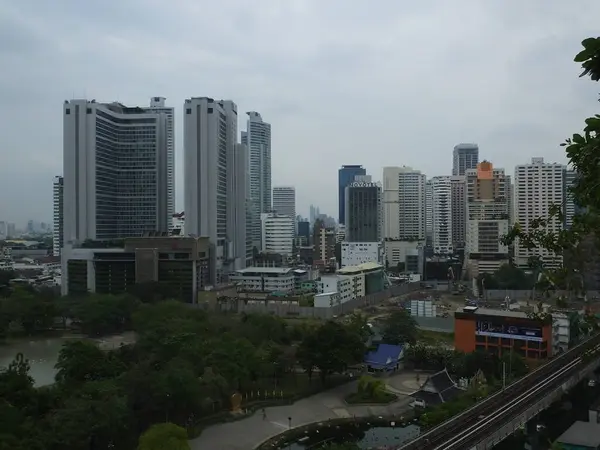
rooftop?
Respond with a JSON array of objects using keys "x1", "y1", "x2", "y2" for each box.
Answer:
[
  {"x1": 556, "y1": 421, "x2": 600, "y2": 447},
  {"x1": 234, "y1": 267, "x2": 293, "y2": 275},
  {"x1": 364, "y1": 343, "x2": 404, "y2": 368},
  {"x1": 455, "y1": 306, "x2": 529, "y2": 319},
  {"x1": 338, "y1": 262, "x2": 384, "y2": 274}
]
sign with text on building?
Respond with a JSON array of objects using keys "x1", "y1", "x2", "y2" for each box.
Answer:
[{"x1": 475, "y1": 321, "x2": 543, "y2": 342}]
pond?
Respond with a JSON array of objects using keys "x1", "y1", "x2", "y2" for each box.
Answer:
[
  {"x1": 0, "y1": 332, "x2": 136, "y2": 386},
  {"x1": 278, "y1": 420, "x2": 420, "y2": 449}
]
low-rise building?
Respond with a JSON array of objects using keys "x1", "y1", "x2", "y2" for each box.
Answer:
[
  {"x1": 341, "y1": 241, "x2": 384, "y2": 268},
  {"x1": 337, "y1": 262, "x2": 385, "y2": 297},
  {"x1": 454, "y1": 306, "x2": 552, "y2": 359},
  {"x1": 314, "y1": 292, "x2": 341, "y2": 308},
  {"x1": 61, "y1": 236, "x2": 212, "y2": 302},
  {"x1": 317, "y1": 274, "x2": 353, "y2": 304},
  {"x1": 230, "y1": 267, "x2": 295, "y2": 293}
]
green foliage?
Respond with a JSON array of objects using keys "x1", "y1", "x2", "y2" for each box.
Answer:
[
  {"x1": 381, "y1": 310, "x2": 417, "y2": 345},
  {"x1": 137, "y1": 423, "x2": 190, "y2": 450},
  {"x1": 501, "y1": 37, "x2": 600, "y2": 328},
  {"x1": 345, "y1": 375, "x2": 396, "y2": 404}
]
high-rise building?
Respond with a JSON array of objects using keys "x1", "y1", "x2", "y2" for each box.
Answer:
[
  {"x1": 514, "y1": 157, "x2": 565, "y2": 269},
  {"x1": 425, "y1": 179, "x2": 433, "y2": 246},
  {"x1": 431, "y1": 176, "x2": 453, "y2": 255},
  {"x1": 452, "y1": 143, "x2": 479, "y2": 176},
  {"x1": 63, "y1": 100, "x2": 169, "y2": 244},
  {"x1": 0, "y1": 222, "x2": 6, "y2": 240},
  {"x1": 183, "y1": 97, "x2": 247, "y2": 282},
  {"x1": 53, "y1": 176, "x2": 63, "y2": 256},
  {"x1": 261, "y1": 213, "x2": 294, "y2": 256},
  {"x1": 382, "y1": 167, "x2": 426, "y2": 240},
  {"x1": 144, "y1": 97, "x2": 175, "y2": 229},
  {"x1": 313, "y1": 219, "x2": 336, "y2": 263},
  {"x1": 272, "y1": 186, "x2": 296, "y2": 220},
  {"x1": 345, "y1": 175, "x2": 381, "y2": 242},
  {"x1": 564, "y1": 169, "x2": 577, "y2": 230},
  {"x1": 242, "y1": 111, "x2": 271, "y2": 250},
  {"x1": 450, "y1": 176, "x2": 467, "y2": 250},
  {"x1": 309, "y1": 205, "x2": 320, "y2": 226},
  {"x1": 465, "y1": 162, "x2": 510, "y2": 276},
  {"x1": 338, "y1": 165, "x2": 366, "y2": 224}
]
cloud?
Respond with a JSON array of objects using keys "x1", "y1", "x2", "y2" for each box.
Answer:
[{"x1": 0, "y1": 0, "x2": 599, "y2": 226}]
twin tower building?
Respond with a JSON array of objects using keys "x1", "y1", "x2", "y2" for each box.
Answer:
[{"x1": 60, "y1": 97, "x2": 270, "y2": 283}]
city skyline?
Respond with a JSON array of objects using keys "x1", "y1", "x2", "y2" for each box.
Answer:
[{"x1": 1, "y1": 1, "x2": 600, "y2": 223}]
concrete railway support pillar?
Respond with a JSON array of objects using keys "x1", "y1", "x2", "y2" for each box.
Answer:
[{"x1": 524, "y1": 421, "x2": 542, "y2": 450}]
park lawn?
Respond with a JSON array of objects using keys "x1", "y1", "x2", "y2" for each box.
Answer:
[
  {"x1": 345, "y1": 390, "x2": 397, "y2": 405},
  {"x1": 417, "y1": 329, "x2": 454, "y2": 346}
]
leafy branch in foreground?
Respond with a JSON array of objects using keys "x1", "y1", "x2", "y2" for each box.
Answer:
[{"x1": 501, "y1": 37, "x2": 600, "y2": 312}]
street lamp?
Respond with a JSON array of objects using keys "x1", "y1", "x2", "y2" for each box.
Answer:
[{"x1": 288, "y1": 416, "x2": 292, "y2": 429}]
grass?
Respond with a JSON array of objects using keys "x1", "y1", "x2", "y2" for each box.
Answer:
[
  {"x1": 344, "y1": 390, "x2": 397, "y2": 405},
  {"x1": 416, "y1": 329, "x2": 455, "y2": 346}
]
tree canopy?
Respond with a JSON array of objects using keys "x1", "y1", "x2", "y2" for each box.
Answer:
[{"x1": 381, "y1": 310, "x2": 417, "y2": 345}]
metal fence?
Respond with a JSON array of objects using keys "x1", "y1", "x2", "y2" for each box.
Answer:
[{"x1": 216, "y1": 283, "x2": 421, "y2": 319}]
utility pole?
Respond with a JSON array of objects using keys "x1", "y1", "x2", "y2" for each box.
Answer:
[{"x1": 502, "y1": 361, "x2": 506, "y2": 391}]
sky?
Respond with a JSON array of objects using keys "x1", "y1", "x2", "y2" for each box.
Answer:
[{"x1": 1, "y1": 0, "x2": 599, "y2": 226}]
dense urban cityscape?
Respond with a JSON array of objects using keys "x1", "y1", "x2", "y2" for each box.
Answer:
[{"x1": 1, "y1": 5, "x2": 600, "y2": 450}]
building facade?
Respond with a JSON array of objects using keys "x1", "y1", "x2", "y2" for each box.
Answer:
[
  {"x1": 425, "y1": 178, "x2": 433, "y2": 245},
  {"x1": 338, "y1": 165, "x2": 366, "y2": 224},
  {"x1": 242, "y1": 111, "x2": 271, "y2": 250},
  {"x1": 63, "y1": 100, "x2": 169, "y2": 244},
  {"x1": 345, "y1": 177, "x2": 381, "y2": 242},
  {"x1": 183, "y1": 97, "x2": 247, "y2": 282},
  {"x1": 313, "y1": 219, "x2": 336, "y2": 263},
  {"x1": 53, "y1": 176, "x2": 63, "y2": 256},
  {"x1": 382, "y1": 166, "x2": 426, "y2": 241},
  {"x1": 272, "y1": 186, "x2": 296, "y2": 221},
  {"x1": 431, "y1": 176, "x2": 453, "y2": 255},
  {"x1": 260, "y1": 213, "x2": 294, "y2": 256},
  {"x1": 465, "y1": 162, "x2": 510, "y2": 275},
  {"x1": 450, "y1": 176, "x2": 466, "y2": 251},
  {"x1": 61, "y1": 236, "x2": 211, "y2": 302},
  {"x1": 144, "y1": 97, "x2": 175, "y2": 229},
  {"x1": 514, "y1": 157, "x2": 565, "y2": 268},
  {"x1": 230, "y1": 267, "x2": 295, "y2": 293},
  {"x1": 452, "y1": 143, "x2": 479, "y2": 176},
  {"x1": 340, "y1": 241, "x2": 384, "y2": 268}
]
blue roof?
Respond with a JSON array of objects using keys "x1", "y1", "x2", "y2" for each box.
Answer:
[{"x1": 364, "y1": 343, "x2": 404, "y2": 369}]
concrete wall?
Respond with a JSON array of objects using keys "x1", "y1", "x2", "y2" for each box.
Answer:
[
  {"x1": 217, "y1": 283, "x2": 421, "y2": 319},
  {"x1": 485, "y1": 289, "x2": 600, "y2": 301}
]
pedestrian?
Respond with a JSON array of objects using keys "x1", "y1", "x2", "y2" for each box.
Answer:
[{"x1": 262, "y1": 408, "x2": 267, "y2": 420}]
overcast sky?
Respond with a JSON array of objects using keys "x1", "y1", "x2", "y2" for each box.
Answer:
[{"x1": 1, "y1": 0, "x2": 599, "y2": 226}]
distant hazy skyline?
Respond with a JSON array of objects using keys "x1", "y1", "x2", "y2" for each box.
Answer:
[{"x1": 1, "y1": 0, "x2": 599, "y2": 224}]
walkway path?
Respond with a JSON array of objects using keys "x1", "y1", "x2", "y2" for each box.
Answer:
[{"x1": 189, "y1": 372, "x2": 421, "y2": 450}]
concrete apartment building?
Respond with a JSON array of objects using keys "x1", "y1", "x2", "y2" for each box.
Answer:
[
  {"x1": 313, "y1": 218, "x2": 336, "y2": 265},
  {"x1": 53, "y1": 176, "x2": 63, "y2": 256},
  {"x1": 345, "y1": 176, "x2": 381, "y2": 242},
  {"x1": 183, "y1": 97, "x2": 247, "y2": 282},
  {"x1": 425, "y1": 178, "x2": 433, "y2": 246},
  {"x1": 431, "y1": 176, "x2": 453, "y2": 255},
  {"x1": 452, "y1": 143, "x2": 479, "y2": 176},
  {"x1": 62, "y1": 100, "x2": 170, "y2": 245},
  {"x1": 272, "y1": 186, "x2": 296, "y2": 222},
  {"x1": 260, "y1": 213, "x2": 294, "y2": 256},
  {"x1": 61, "y1": 236, "x2": 211, "y2": 302},
  {"x1": 450, "y1": 176, "x2": 466, "y2": 251},
  {"x1": 514, "y1": 157, "x2": 565, "y2": 269},
  {"x1": 242, "y1": 111, "x2": 272, "y2": 250},
  {"x1": 465, "y1": 161, "x2": 510, "y2": 276},
  {"x1": 382, "y1": 166, "x2": 426, "y2": 267}
]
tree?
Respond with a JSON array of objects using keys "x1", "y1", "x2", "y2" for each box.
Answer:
[
  {"x1": 55, "y1": 340, "x2": 126, "y2": 386},
  {"x1": 298, "y1": 321, "x2": 365, "y2": 382},
  {"x1": 137, "y1": 423, "x2": 190, "y2": 450},
  {"x1": 502, "y1": 37, "x2": 600, "y2": 312},
  {"x1": 381, "y1": 310, "x2": 417, "y2": 345}
]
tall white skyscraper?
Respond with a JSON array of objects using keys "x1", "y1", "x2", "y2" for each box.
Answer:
[
  {"x1": 514, "y1": 157, "x2": 565, "y2": 268},
  {"x1": 564, "y1": 169, "x2": 577, "y2": 229},
  {"x1": 272, "y1": 186, "x2": 296, "y2": 221},
  {"x1": 183, "y1": 97, "x2": 247, "y2": 282},
  {"x1": 450, "y1": 176, "x2": 466, "y2": 250},
  {"x1": 144, "y1": 97, "x2": 175, "y2": 229},
  {"x1": 62, "y1": 100, "x2": 169, "y2": 243},
  {"x1": 261, "y1": 213, "x2": 294, "y2": 256},
  {"x1": 242, "y1": 111, "x2": 271, "y2": 249},
  {"x1": 53, "y1": 176, "x2": 63, "y2": 256},
  {"x1": 431, "y1": 176, "x2": 453, "y2": 255},
  {"x1": 382, "y1": 167, "x2": 426, "y2": 240},
  {"x1": 425, "y1": 179, "x2": 433, "y2": 243},
  {"x1": 452, "y1": 143, "x2": 479, "y2": 176}
]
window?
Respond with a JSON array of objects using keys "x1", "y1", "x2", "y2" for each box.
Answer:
[
  {"x1": 86, "y1": 108, "x2": 92, "y2": 114},
  {"x1": 65, "y1": 108, "x2": 71, "y2": 115},
  {"x1": 208, "y1": 108, "x2": 213, "y2": 114},
  {"x1": 186, "y1": 108, "x2": 191, "y2": 114}
]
